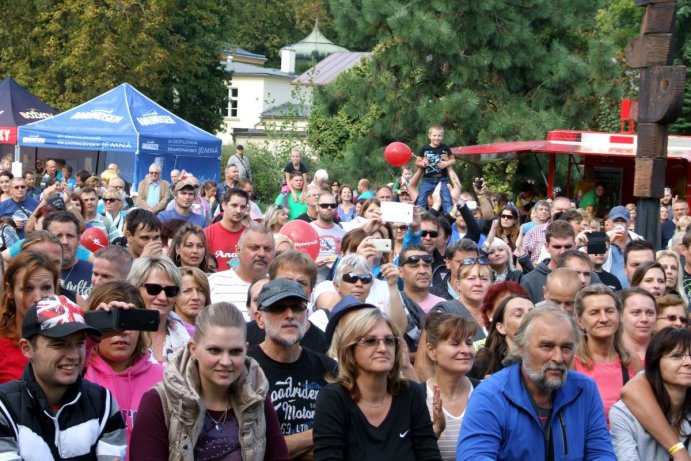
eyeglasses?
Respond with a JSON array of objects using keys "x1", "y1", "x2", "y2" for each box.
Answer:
[
  {"x1": 421, "y1": 230, "x2": 439, "y2": 238},
  {"x1": 356, "y1": 335, "x2": 399, "y2": 348},
  {"x1": 500, "y1": 214, "x2": 515, "y2": 220},
  {"x1": 265, "y1": 302, "x2": 307, "y2": 313},
  {"x1": 395, "y1": 224, "x2": 409, "y2": 231},
  {"x1": 12, "y1": 185, "x2": 26, "y2": 189},
  {"x1": 318, "y1": 203, "x2": 338, "y2": 209},
  {"x1": 665, "y1": 352, "x2": 691, "y2": 361},
  {"x1": 103, "y1": 198, "x2": 121, "y2": 203},
  {"x1": 143, "y1": 283, "x2": 180, "y2": 298},
  {"x1": 148, "y1": 171, "x2": 160, "y2": 175},
  {"x1": 657, "y1": 315, "x2": 689, "y2": 325},
  {"x1": 461, "y1": 257, "x2": 490, "y2": 265},
  {"x1": 400, "y1": 254, "x2": 433, "y2": 266},
  {"x1": 342, "y1": 273, "x2": 373, "y2": 284}
]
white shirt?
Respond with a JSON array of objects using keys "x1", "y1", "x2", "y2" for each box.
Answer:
[{"x1": 208, "y1": 268, "x2": 251, "y2": 320}]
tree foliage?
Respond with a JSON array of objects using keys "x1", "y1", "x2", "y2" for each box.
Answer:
[
  {"x1": 0, "y1": 0, "x2": 231, "y2": 133},
  {"x1": 309, "y1": 0, "x2": 620, "y2": 191}
]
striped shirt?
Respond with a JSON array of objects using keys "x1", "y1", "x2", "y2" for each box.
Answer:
[{"x1": 208, "y1": 268, "x2": 251, "y2": 320}]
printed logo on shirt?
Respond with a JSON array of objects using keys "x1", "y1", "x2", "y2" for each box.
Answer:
[{"x1": 270, "y1": 376, "x2": 323, "y2": 435}]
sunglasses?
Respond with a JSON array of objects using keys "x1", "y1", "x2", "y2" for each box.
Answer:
[
  {"x1": 318, "y1": 203, "x2": 338, "y2": 209},
  {"x1": 103, "y1": 198, "x2": 121, "y2": 203},
  {"x1": 421, "y1": 230, "x2": 439, "y2": 238},
  {"x1": 395, "y1": 224, "x2": 409, "y2": 231},
  {"x1": 500, "y1": 214, "x2": 515, "y2": 219},
  {"x1": 400, "y1": 254, "x2": 433, "y2": 266},
  {"x1": 356, "y1": 335, "x2": 399, "y2": 348},
  {"x1": 461, "y1": 257, "x2": 490, "y2": 265},
  {"x1": 342, "y1": 273, "x2": 373, "y2": 284},
  {"x1": 265, "y1": 302, "x2": 307, "y2": 313},
  {"x1": 657, "y1": 315, "x2": 689, "y2": 325},
  {"x1": 143, "y1": 283, "x2": 180, "y2": 298},
  {"x1": 148, "y1": 171, "x2": 160, "y2": 175},
  {"x1": 12, "y1": 185, "x2": 26, "y2": 189}
]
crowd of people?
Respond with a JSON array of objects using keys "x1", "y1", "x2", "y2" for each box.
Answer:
[{"x1": 0, "y1": 123, "x2": 689, "y2": 461}]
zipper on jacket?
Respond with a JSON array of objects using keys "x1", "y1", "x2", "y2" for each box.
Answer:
[{"x1": 559, "y1": 413, "x2": 568, "y2": 455}]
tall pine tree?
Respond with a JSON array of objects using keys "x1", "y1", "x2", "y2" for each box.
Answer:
[{"x1": 310, "y1": 0, "x2": 620, "y2": 185}]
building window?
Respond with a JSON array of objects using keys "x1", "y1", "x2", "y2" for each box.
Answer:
[{"x1": 228, "y1": 88, "x2": 238, "y2": 118}]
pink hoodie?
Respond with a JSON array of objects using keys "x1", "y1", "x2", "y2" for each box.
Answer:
[{"x1": 84, "y1": 352, "x2": 164, "y2": 460}]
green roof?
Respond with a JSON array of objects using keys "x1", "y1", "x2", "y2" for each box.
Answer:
[{"x1": 285, "y1": 20, "x2": 348, "y2": 59}]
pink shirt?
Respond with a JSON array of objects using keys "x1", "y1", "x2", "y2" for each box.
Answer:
[
  {"x1": 418, "y1": 293, "x2": 447, "y2": 313},
  {"x1": 573, "y1": 355, "x2": 634, "y2": 425}
]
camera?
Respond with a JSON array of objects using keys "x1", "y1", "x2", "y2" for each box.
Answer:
[{"x1": 474, "y1": 178, "x2": 484, "y2": 189}]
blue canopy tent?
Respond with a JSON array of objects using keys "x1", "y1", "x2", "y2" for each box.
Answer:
[{"x1": 17, "y1": 83, "x2": 221, "y2": 186}]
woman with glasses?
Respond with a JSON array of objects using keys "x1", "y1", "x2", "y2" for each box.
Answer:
[
  {"x1": 656, "y1": 250, "x2": 688, "y2": 303},
  {"x1": 493, "y1": 206, "x2": 520, "y2": 252},
  {"x1": 610, "y1": 327, "x2": 691, "y2": 460},
  {"x1": 471, "y1": 294, "x2": 534, "y2": 379},
  {"x1": 168, "y1": 223, "x2": 210, "y2": 272},
  {"x1": 655, "y1": 294, "x2": 689, "y2": 331},
  {"x1": 314, "y1": 308, "x2": 441, "y2": 460},
  {"x1": 631, "y1": 261, "x2": 667, "y2": 299},
  {"x1": 422, "y1": 312, "x2": 479, "y2": 460},
  {"x1": 101, "y1": 187, "x2": 126, "y2": 242},
  {"x1": 127, "y1": 255, "x2": 188, "y2": 365},
  {"x1": 264, "y1": 204, "x2": 290, "y2": 234},
  {"x1": 336, "y1": 184, "x2": 356, "y2": 222},
  {"x1": 131, "y1": 302, "x2": 289, "y2": 460}
]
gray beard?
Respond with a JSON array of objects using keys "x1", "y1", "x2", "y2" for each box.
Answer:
[
  {"x1": 522, "y1": 354, "x2": 569, "y2": 391},
  {"x1": 264, "y1": 319, "x2": 306, "y2": 347}
]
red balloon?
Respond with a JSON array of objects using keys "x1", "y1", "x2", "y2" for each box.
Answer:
[
  {"x1": 384, "y1": 142, "x2": 413, "y2": 167},
  {"x1": 278, "y1": 220, "x2": 320, "y2": 261},
  {"x1": 80, "y1": 227, "x2": 109, "y2": 253}
]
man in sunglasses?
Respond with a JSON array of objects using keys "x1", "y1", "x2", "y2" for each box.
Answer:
[
  {"x1": 310, "y1": 191, "x2": 345, "y2": 282},
  {"x1": 295, "y1": 184, "x2": 322, "y2": 223},
  {"x1": 0, "y1": 177, "x2": 38, "y2": 239},
  {"x1": 248, "y1": 278, "x2": 337, "y2": 460}
]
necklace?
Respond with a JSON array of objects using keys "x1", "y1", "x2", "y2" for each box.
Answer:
[
  {"x1": 359, "y1": 396, "x2": 387, "y2": 408},
  {"x1": 207, "y1": 409, "x2": 228, "y2": 431}
]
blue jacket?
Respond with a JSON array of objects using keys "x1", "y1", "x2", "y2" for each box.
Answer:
[{"x1": 457, "y1": 363, "x2": 615, "y2": 461}]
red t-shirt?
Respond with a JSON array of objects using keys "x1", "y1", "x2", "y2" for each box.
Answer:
[
  {"x1": 0, "y1": 337, "x2": 27, "y2": 384},
  {"x1": 204, "y1": 223, "x2": 245, "y2": 271}
]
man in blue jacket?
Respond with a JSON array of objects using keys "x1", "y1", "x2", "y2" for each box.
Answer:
[{"x1": 457, "y1": 305, "x2": 615, "y2": 461}]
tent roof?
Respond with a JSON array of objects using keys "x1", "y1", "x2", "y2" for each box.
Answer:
[
  {"x1": 0, "y1": 77, "x2": 57, "y2": 127},
  {"x1": 18, "y1": 83, "x2": 221, "y2": 155},
  {"x1": 285, "y1": 20, "x2": 348, "y2": 59}
]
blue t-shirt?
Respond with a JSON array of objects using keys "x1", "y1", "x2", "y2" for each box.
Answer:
[
  {"x1": 0, "y1": 197, "x2": 39, "y2": 238},
  {"x1": 158, "y1": 209, "x2": 207, "y2": 228},
  {"x1": 62, "y1": 259, "x2": 94, "y2": 298}
]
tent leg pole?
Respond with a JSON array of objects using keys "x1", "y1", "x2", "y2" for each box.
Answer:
[{"x1": 96, "y1": 151, "x2": 100, "y2": 173}]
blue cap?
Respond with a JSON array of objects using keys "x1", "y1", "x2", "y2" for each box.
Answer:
[
  {"x1": 608, "y1": 206, "x2": 630, "y2": 223},
  {"x1": 325, "y1": 296, "x2": 377, "y2": 345}
]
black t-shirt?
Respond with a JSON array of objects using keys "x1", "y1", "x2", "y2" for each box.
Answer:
[
  {"x1": 246, "y1": 321, "x2": 330, "y2": 354},
  {"x1": 418, "y1": 143, "x2": 451, "y2": 177},
  {"x1": 247, "y1": 344, "x2": 337, "y2": 435},
  {"x1": 283, "y1": 162, "x2": 308, "y2": 175}
]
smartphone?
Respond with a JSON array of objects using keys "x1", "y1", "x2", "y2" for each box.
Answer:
[
  {"x1": 85, "y1": 308, "x2": 160, "y2": 332},
  {"x1": 47, "y1": 194, "x2": 66, "y2": 211},
  {"x1": 586, "y1": 231, "x2": 607, "y2": 254},
  {"x1": 371, "y1": 238, "x2": 392, "y2": 252}
]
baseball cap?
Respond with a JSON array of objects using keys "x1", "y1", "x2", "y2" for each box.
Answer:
[
  {"x1": 175, "y1": 180, "x2": 195, "y2": 192},
  {"x1": 325, "y1": 295, "x2": 377, "y2": 344},
  {"x1": 257, "y1": 279, "x2": 308, "y2": 311},
  {"x1": 22, "y1": 295, "x2": 101, "y2": 340},
  {"x1": 608, "y1": 206, "x2": 630, "y2": 223}
]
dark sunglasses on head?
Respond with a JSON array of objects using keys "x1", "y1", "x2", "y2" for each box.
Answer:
[
  {"x1": 421, "y1": 230, "x2": 439, "y2": 238},
  {"x1": 103, "y1": 197, "x2": 121, "y2": 203},
  {"x1": 342, "y1": 273, "x2": 373, "y2": 284},
  {"x1": 462, "y1": 257, "x2": 490, "y2": 265},
  {"x1": 400, "y1": 254, "x2": 433, "y2": 266},
  {"x1": 318, "y1": 203, "x2": 338, "y2": 209},
  {"x1": 657, "y1": 314, "x2": 689, "y2": 324},
  {"x1": 143, "y1": 283, "x2": 180, "y2": 298}
]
